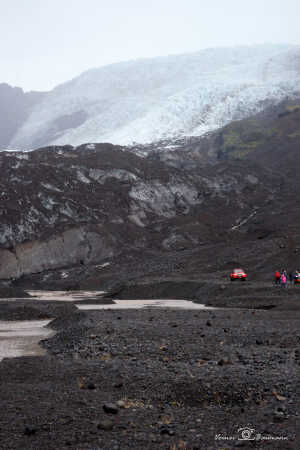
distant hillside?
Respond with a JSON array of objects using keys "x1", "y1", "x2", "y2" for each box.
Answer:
[
  {"x1": 8, "y1": 44, "x2": 300, "y2": 150},
  {"x1": 136, "y1": 98, "x2": 300, "y2": 170},
  {"x1": 216, "y1": 100, "x2": 300, "y2": 171},
  {"x1": 0, "y1": 83, "x2": 46, "y2": 149}
]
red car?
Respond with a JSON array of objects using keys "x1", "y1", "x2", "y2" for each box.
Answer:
[{"x1": 230, "y1": 268, "x2": 247, "y2": 281}]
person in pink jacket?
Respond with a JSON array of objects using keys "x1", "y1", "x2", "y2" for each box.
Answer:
[{"x1": 280, "y1": 271, "x2": 287, "y2": 288}]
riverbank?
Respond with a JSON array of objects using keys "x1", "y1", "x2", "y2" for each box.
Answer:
[{"x1": 0, "y1": 295, "x2": 299, "y2": 449}]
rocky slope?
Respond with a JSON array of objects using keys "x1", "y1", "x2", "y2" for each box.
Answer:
[
  {"x1": 3, "y1": 99, "x2": 300, "y2": 285},
  {"x1": 0, "y1": 140, "x2": 280, "y2": 280},
  {"x1": 8, "y1": 44, "x2": 300, "y2": 149}
]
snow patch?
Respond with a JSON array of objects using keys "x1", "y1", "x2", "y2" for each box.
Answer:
[
  {"x1": 77, "y1": 170, "x2": 91, "y2": 184},
  {"x1": 89, "y1": 168, "x2": 138, "y2": 184},
  {"x1": 41, "y1": 183, "x2": 63, "y2": 192}
]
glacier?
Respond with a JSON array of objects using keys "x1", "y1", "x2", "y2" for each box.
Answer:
[{"x1": 9, "y1": 44, "x2": 300, "y2": 149}]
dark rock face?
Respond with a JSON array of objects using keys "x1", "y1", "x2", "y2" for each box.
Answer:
[
  {"x1": 0, "y1": 226, "x2": 114, "y2": 279},
  {"x1": 0, "y1": 83, "x2": 45, "y2": 149},
  {"x1": 0, "y1": 141, "x2": 281, "y2": 280}
]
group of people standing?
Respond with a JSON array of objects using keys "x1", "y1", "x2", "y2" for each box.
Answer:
[{"x1": 274, "y1": 269, "x2": 300, "y2": 287}]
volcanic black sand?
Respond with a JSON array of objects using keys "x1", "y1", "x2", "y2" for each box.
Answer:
[{"x1": 0, "y1": 282, "x2": 299, "y2": 449}]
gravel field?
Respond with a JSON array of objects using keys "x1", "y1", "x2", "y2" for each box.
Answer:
[{"x1": 0, "y1": 285, "x2": 299, "y2": 449}]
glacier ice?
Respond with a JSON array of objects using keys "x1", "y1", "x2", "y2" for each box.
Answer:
[{"x1": 10, "y1": 44, "x2": 300, "y2": 149}]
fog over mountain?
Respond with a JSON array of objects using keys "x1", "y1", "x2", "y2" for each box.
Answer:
[
  {"x1": 8, "y1": 44, "x2": 300, "y2": 150},
  {"x1": 0, "y1": 84, "x2": 45, "y2": 149}
]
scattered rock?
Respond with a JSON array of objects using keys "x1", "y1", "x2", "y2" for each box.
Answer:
[
  {"x1": 24, "y1": 426, "x2": 37, "y2": 436},
  {"x1": 113, "y1": 379, "x2": 124, "y2": 388},
  {"x1": 103, "y1": 403, "x2": 119, "y2": 414},
  {"x1": 160, "y1": 426, "x2": 175, "y2": 436},
  {"x1": 273, "y1": 391, "x2": 287, "y2": 401},
  {"x1": 97, "y1": 419, "x2": 114, "y2": 431},
  {"x1": 0, "y1": 283, "x2": 299, "y2": 449},
  {"x1": 217, "y1": 358, "x2": 232, "y2": 366}
]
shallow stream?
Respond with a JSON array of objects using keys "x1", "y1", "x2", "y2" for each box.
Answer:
[
  {"x1": 0, "y1": 320, "x2": 54, "y2": 361},
  {"x1": 76, "y1": 299, "x2": 214, "y2": 310},
  {"x1": 0, "y1": 293, "x2": 214, "y2": 361}
]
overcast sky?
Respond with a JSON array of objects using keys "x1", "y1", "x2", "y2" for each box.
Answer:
[{"x1": 1, "y1": 0, "x2": 300, "y2": 92}]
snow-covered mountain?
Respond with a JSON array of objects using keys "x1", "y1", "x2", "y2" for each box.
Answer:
[{"x1": 9, "y1": 44, "x2": 300, "y2": 149}]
